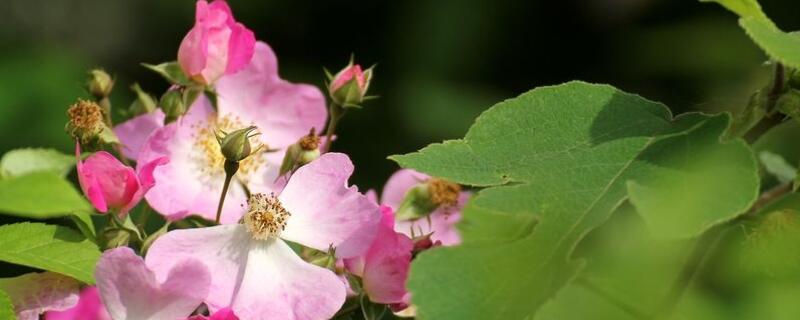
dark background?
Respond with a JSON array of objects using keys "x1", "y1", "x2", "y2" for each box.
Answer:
[{"x1": 0, "y1": 0, "x2": 797, "y2": 190}]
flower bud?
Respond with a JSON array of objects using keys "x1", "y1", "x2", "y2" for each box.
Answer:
[
  {"x1": 129, "y1": 83, "x2": 157, "y2": 115},
  {"x1": 279, "y1": 128, "x2": 321, "y2": 176},
  {"x1": 395, "y1": 178, "x2": 461, "y2": 221},
  {"x1": 66, "y1": 99, "x2": 118, "y2": 146},
  {"x1": 216, "y1": 125, "x2": 259, "y2": 163},
  {"x1": 88, "y1": 69, "x2": 114, "y2": 99},
  {"x1": 160, "y1": 89, "x2": 186, "y2": 124},
  {"x1": 777, "y1": 89, "x2": 800, "y2": 119},
  {"x1": 327, "y1": 60, "x2": 373, "y2": 107},
  {"x1": 178, "y1": 0, "x2": 256, "y2": 85}
]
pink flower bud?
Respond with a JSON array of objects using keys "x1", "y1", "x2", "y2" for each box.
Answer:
[
  {"x1": 178, "y1": 0, "x2": 256, "y2": 85},
  {"x1": 75, "y1": 143, "x2": 167, "y2": 216},
  {"x1": 328, "y1": 62, "x2": 373, "y2": 107}
]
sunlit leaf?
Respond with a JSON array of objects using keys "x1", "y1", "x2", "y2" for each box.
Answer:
[
  {"x1": 0, "y1": 148, "x2": 74, "y2": 179},
  {"x1": 0, "y1": 223, "x2": 101, "y2": 284},
  {"x1": 391, "y1": 82, "x2": 759, "y2": 319},
  {"x1": 0, "y1": 173, "x2": 91, "y2": 219}
]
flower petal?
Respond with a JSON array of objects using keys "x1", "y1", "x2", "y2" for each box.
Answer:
[
  {"x1": 45, "y1": 286, "x2": 111, "y2": 320},
  {"x1": 231, "y1": 239, "x2": 345, "y2": 320},
  {"x1": 113, "y1": 110, "x2": 165, "y2": 160},
  {"x1": 279, "y1": 153, "x2": 380, "y2": 258},
  {"x1": 145, "y1": 225, "x2": 249, "y2": 312},
  {"x1": 96, "y1": 247, "x2": 210, "y2": 320},
  {"x1": 361, "y1": 226, "x2": 413, "y2": 304},
  {"x1": 215, "y1": 41, "x2": 327, "y2": 149},
  {"x1": 0, "y1": 272, "x2": 79, "y2": 320}
]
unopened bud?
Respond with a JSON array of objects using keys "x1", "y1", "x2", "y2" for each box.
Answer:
[
  {"x1": 66, "y1": 99, "x2": 117, "y2": 146},
  {"x1": 279, "y1": 128, "x2": 321, "y2": 176},
  {"x1": 88, "y1": 69, "x2": 114, "y2": 99},
  {"x1": 160, "y1": 89, "x2": 186, "y2": 123},
  {"x1": 216, "y1": 126, "x2": 259, "y2": 163},
  {"x1": 396, "y1": 178, "x2": 461, "y2": 221},
  {"x1": 327, "y1": 59, "x2": 373, "y2": 108},
  {"x1": 129, "y1": 83, "x2": 157, "y2": 115}
]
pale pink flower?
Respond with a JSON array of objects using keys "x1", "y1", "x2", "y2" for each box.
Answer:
[
  {"x1": 136, "y1": 41, "x2": 327, "y2": 223},
  {"x1": 0, "y1": 272, "x2": 80, "y2": 320},
  {"x1": 145, "y1": 153, "x2": 380, "y2": 320},
  {"x1": 344, "y1": 206, "x2": 413, "y2": 306},
  {"x1": 94, "y1": 247, "x2": 211, "y2": 320},
  {"x1": 381, "y1": 169, "x2": 469, "y2": 246},
  {"x1": 113, "y1": 110, "x2": 165, "y2": 160},
  {"x1": 45, "y1": 287, "x2": 111, "y2": 320},
  {"x1": 75, "y1": 143, "x2": 167, "y2": 216},
  {"x1": 178, "y1": 0, "x2": 255, "y2": 84}
]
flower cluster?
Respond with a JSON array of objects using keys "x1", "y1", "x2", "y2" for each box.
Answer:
[{"x1": 0, "y1": 1, "x2": 470, "y2": 319}]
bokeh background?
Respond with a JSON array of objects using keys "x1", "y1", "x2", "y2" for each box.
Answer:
[{"x1": 0, "y1": 0, "x2": 798, "y2": 190}]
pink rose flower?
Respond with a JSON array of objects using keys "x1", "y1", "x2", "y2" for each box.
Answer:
[
  {"x1": 381, "y1": 169, "x2": 469, "y2": 246},
  {"x1": 178, "y1": 0, "x2": 255, "y2": 84},
  {"x1": 328, "y1": 62, "x2": 373, "y2": 106},
  {"x1": 94, "y1": 247, "x2": 211, "y2": 320},
  {"x1": 45, "y1": 287, "x2": 111, "y2": 320},
  {"x1": 137, "y1": 42, "x2": 327, "y2": 223},
  {"x1": 344, "y1": 206, "x2": 413, "y2": 306},
  {"x1": 75, "y1": 143, "x2": 167, "y2": 216},
  {"x1": 145, "y1": 153, "x2": 380, "y2": 320}
]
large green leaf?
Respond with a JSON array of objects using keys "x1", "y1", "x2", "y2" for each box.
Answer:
[
  {"x1": 0, "y1": 148, "x2": 74, "y2": 179},
  {"x1": 390, "y1": 82, "x2": 759, "y2": 319},
  {"x1": 0, "y1": 172, "x2": 91, "y2": 218},
  {"x1": 0, "y1": 290, "x2": 14, "y2": 320},
  {"x1": 703, "y1": 0, "x2": 800, "y2": 69},
  {"x1": 0, "y1": 223, "x2": 101, "y2": 284}
]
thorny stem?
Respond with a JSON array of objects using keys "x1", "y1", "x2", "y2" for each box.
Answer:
[
  {"x1": 215, "y1": 161, "x2": 239, "y2": 224},
  {"x1": 323, "y1": 103, "x2": 345, "y2": 153},
  {"x1": 653, "y1": 182, "x2": 792, "y2": 318}
]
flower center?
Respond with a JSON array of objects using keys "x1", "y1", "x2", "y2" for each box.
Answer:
[
  {"x1": 243, "y1": 193, "x2": 290, "y2": 240},
  {"x1": 191, "y1": 113, "x2": 266, "y2": 183},
  {"x1": 67, "y1": 99, "x2": 104, "y2": 142},
  {"x1": 428, "y1": 178, "x2": 461, "y2": 208}
]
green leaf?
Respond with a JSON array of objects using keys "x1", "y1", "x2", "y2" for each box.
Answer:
[
  {"x1": 0, "y1": 290, "x2": 14, "y2": 320},
  {"x1": 142, "y1": 61, "x2": 192, "y2": 86},
  {"x1": 391, "y1": 82, "x2": 759, "y2": 319},
  {"x1": 0, "y1": 173, "x2": 91, "y2": 218},
  {"x1": 703, "y1": 0, "x2": 800, "y2": 69},
  {"x1": 700, "y1": 0, "x2": 766, "y2": 19},
  {"x1": 0, "y1": 148, "x2": 74, "y2": 179},
  {"x1": 70, "y1": 210, "x2": 97, "y2": 243},
  {"x1": 0, "y1": 222, "x2": 101, "y2": 284}
]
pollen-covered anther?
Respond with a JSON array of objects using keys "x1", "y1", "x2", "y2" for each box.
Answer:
[
  {"x1": 66, "y1": 99, "x2": 104, "y2": 142},
  {"x1": 298, "y1": 128, "x2": 321, "y2": 151},
  {"x1": 243, "y1": 193, "x2": 291, "y2": 240},
  {"x1": 428, "y1": 178, "x2": 461, "y2": 208}
]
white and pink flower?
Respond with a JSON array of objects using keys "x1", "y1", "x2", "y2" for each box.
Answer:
[
  {"x1": 126, "y1": 41, "x2": 327, "y2": 223},
  {"x1": 145, "y1": 153, "x2": 380, "y2": 320}
]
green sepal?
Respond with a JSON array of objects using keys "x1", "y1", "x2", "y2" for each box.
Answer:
[{"x1": 142, "y1": 62, "x2": 192, "y2": 86}]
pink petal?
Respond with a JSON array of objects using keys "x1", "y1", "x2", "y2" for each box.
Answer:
[
  {"x1": 279, "y1": 153, "x2": 380, "y2": 258},
  {"x1": 365, "y1": 189, "x2": 378, "y2": 205},
  {"x1": 230, "y1": 239, "x2": 345, "y2": 320},
  {"x1": 121, "y1": 156, "x2": 169, "y2": 215},
  {"x1": 76, "y1": 143, "x2": 108, "y2": 213},
  {"x1": 331, "y1": 64, "x2": 365, "y2": 92},
  {"x1": 145, "y1": 225, "x2": 249, "y2": 312},
  {"x1": 46, "y1": 287, "x2": 111, "y2": 320},
  {"x1": 0, "y1": 272, "x2": 79, "y2": 320},
  {"x1": 186, "y1": 307, "x2": 239, "y2": 320},
  {"x1": 76, "y1": 143, "x2": 141, "y2": 214},
  {"x1": 96, "y1": 247, "x2": 210, "y2": 320},
  {"x1": 138, "y1": 99, "x2": 248, "y2": 223},
  {"x1": 113, "y1": 110, "x2": 165, "y2": 160},
  {"x1": 224, "y1": 23, "x2": 255, "y2": 74},
  {"x1": 380, "y1": 169, "x2": 428, "y2": 210},
  {"x1": 361, "y1": 226, "x2": 413, "y2": 304},
  {"x1": 215, "y1": 41, "x2": 327, "y2": 149},
  {"x1": 178, "y1": 1, "x2": 210, "y2": 77}
]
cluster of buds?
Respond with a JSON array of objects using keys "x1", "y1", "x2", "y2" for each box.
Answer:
[{"x1": 395, "y1": 178, "x2": 462, "y2": 221}]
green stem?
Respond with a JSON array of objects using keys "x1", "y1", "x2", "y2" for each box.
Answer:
[
  {"x1": 323, "y1": 103, "x2": 345, "y2": 153},
  {"x1": 215, "y1": 161, "x2": 239, "y2": 224},
  {"x1": 109, "y1": 212, "x2": 141, "y2": 242}
]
